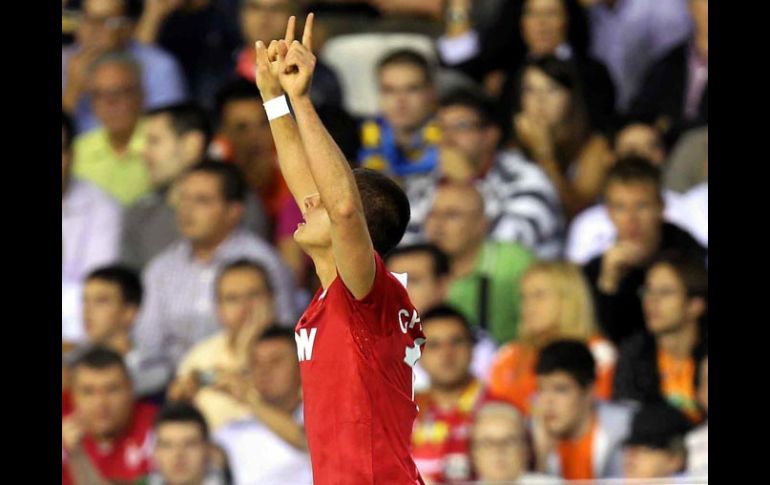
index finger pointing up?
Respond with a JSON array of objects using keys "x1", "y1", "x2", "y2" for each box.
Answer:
[
  {"x1": 285, "y1": 15, "x2": 296, "y2": 44},
  {"x1": 302, "y1": 13, "x2": 314, "y2": 50}
]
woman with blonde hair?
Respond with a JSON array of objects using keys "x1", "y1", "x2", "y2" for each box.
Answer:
[{"x1": 487, "y1": 261, "x2": 616, "y2": 414}]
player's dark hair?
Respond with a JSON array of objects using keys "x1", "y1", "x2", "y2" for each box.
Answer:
[
  {"x1": 604, "y1": 156, "x2": 663, "y2": 199},
  {"x1": 376, "y1": 49, "x2": 434, "y2": 85},
  {"x1": 62, "y1": 110, "x2": 75, "y2": 150},
  {"x1": 185, "y1": 160, "x2": 248, "y2": 203},
  {"x1": 216, "y1": 258, "x2": 273, "y2": 297},
  {"x1": 353, "y1": 168, "x2": 411, "y2": 256},
  {"x1": 86, "y1": 265, "x2": 143, "y2": 306},
  {"x1": 147, "y1": 102, "x2": 214, "y2": 147},
  {"x1": 421, "y1": 304, "x2": 475, "y2": 343},
  {"x1": 385, "y1": 243, "x2": 450, "y2": 279},
  {"x1": 535, "y1": 339, "x2": 596, "y2": 389},
  {"x1": 154, "y1": 401, "x2": 210, "y2": 441},
  {"x1": 70, "y1": 346, "x2": 130, "y2": 379}
]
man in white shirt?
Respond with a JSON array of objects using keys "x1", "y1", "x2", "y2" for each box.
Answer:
[
  {"x1": 62, "y1": 111, "x2": 123, "y2": 343},
  {"x1": 214, "y1": 326, "x2": 311, "y2": 485}
]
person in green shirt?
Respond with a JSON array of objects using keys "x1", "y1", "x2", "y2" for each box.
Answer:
[
  {"x1": 73, "y1": 52, "x2": 151, "y2": 206},
  {"x1": 425, "y1": 182, "x2": 535, "y2": 344}
]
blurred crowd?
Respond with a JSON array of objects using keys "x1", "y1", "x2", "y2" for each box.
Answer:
[{"x1": 61, "y1": 0, "x2": 708, "y2": 484}]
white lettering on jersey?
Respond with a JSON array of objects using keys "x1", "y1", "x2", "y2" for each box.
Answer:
[
  {"x1": 295, "y1": 328, "x2": 318, "y2": 362},
  {"x1": 398, "y1": 308, "x2": 421, "y2": 334},
  {"x1": 404, "y1": 338, "x2": 427, "y2": 400}
]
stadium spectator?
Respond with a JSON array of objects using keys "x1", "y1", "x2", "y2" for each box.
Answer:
[
  {"x1": 487, "y1": 261, "x2": 616, "y2": 415},
  {"x1": 168, "y1": 259, "x2": 276, "y2": 431},
  {"x1": 583, "y1": 158, "x2": 707, "y2": 345},
  {"x1": 72, "y1": 53, "x2": 152, "y2": 206},
  {"x1": 402, "y1": 88, "x2": 564, "y2": 259},
  {"x1": 566, "y1": 121, "x2": 700, "y2": 264},
  {"x1": 121, "y1": 102, "x2": 268, "y2": 270},
  {"x1": 213, "y1": 327, "x2": 312, "y2": 484},
  {"x1": 622, "y1": 402, "x2": 692, "y2": 479},
  {"x1": 412, "y1": 305, "x2": 494, "y2": 483},
  {"x1": 62, "y1": 110, "x2": 123, "y2": 343},
  {"x1": 134, "y1": 0, "x2": 241, "y2": 109},
  {"x1": 439, "y1": 0, "x2": 615, "y2": 131},
  {"x1": 686, "y1": 352, "x2": 708, "y2": 479},
  {"x1": 580, "y1": 0, "x2": 693, "y2": 112},
  {"x1": 532, "y1": 340, "x2": 634, "y2": 479},
  {"x1": 63, "y1": 265, "x2": 170, "y2": 398},
  {"x1": 136, "y1": 401, "x2": 229, "y2": 485},
  {"x1": 234, "y1": 0, "x2": 342, "y2": 109},
  {"x1": 425, "y1": 182, "x2": 534, "y2": 345},
  {"x1": 629, "y1": 0, "x2": 708, "y2": 148},
  {"x1": 512, "y1": 56, "x2": 614, "y2": 219},
  {"x1": 62, "y1": 347, "x2": 157, "y2": 485},
  {"x1": 470, "y1": 401, "x2": 558, "y2": 484},
  {"x1": 133, "y1": 161, "x2": 296, "y2": 375},
  {"x1": 358, "y1": 49, "x2": 440, "y2": 180},
  {"x1": 613, "y1": 254, "x2": 707, "y2": 423},
  {"x1": 62, "y1": 0, "x2": 187, "y2": 133},
  {"x1": 664, "y1": 125, "x2": 708, "y2": 194},
  {"x1": 211, "y1": 78, "x2": 308, "y2": 286}
]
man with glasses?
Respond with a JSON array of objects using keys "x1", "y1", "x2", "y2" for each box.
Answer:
[
  {"x1": 62, "y1": 0, "x2": 187, "y2": 133},
  {"x1": 71, "y1": 52, "x2": 152, "y2": 205},
  {"x1": 583, "y1": 157, "x2": 707, "y2": 346},
  {"x1": 411, "y1": 305, "x2": 494, "y2": 483},
  {"x1": 425, "y1": 182, "x2": 534, "y2": 345},
  {"x1": 613, "y1": 253, "x2": 707, "y2": 423},
  {"x1": 402, "y1": 88, "x2": 563, "y2": 259}
]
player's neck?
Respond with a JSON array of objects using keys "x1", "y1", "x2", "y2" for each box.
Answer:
[
  {"x1": 430, "y1": 374, "x2": 474, "y2": 411},
  {"x1": 310, "y1": 249, "x2": 338, "y2": 291}
]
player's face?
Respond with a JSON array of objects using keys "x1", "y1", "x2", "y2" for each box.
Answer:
[
  {"x1": 293, "y1": 193, "x2": 332, "y2": 251},
  {"x1": 177, "y1": 172, "x2": 240, "y2": 244},
  {"x1": 642, "y1": 263, "x2": 692, "y2": 336},
  {"x1": 379, "y1": 63, "x2": 436, "y2": 133},
  {"x1": 520, "y1": 270, "x2": 562, "y2": 341},
  {"x1": 614, "y1": 124, "x2": 665, "y2": 166},
  {"x1": 143, "y1": 114, "x2": 187, "y2": 187},
  {"x1": 72, "y1": 365, "x2": 134, "y2": 438},
  {"x1": 521, "y1": 0, "x2": 567, "y2": 56},
  {"x1": 624, "y1": 446, "x2": 683, "y2": 479},
  {"x1": 471, "y1": 414, "x2": 529, "y2": 482},
  {"x1": 520, "y1": 67, "x2": 570, "y2": 127},
  {"x1": 153, "y1": 422, "x2": 209, "y2": 485},
  {"x1": 438, "y1": 105, "x2": 494, "y2": 167},
  {"x1": 89, "y1": 63, "x2": 143, "y2": 137},
  {"x1": 385, "y1": 252, "x2": 444, "y2": 314},
  {"x1": 536, "y1": 371, "x2": 592, "y2": 438},
  {"x1": 420, "y1": 318, "x2": 473, "y2": 389},
  {"x1": 606, "y1": 181, "x2": 663, "y2": 250},
  {"x1": 221, "y1": 99, "x2": 274, "y2": 170},
  {"x1": 250, "y1": 339, "x2": 301, "y2": 406},
  {"x1": 83, "y1": 279, "x2": 135, "y2": 344},
  {"x1": 240, "y1": 0, "x2": 292, "y2": 46},
  {"x1": 424, "y1": 186, "x2": 486, "y2": 258},
  {"x1": 217, "y1": 268, "x2": 274, "y2": 335}
]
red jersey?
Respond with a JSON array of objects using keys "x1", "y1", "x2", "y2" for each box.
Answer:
[
  {"x1": 412, "y1": 379, "x2": 491, "y2": 483},
  {"x1": 296, "y1": 252, "x2": 426, "y2": 484},
  {"x1": 62, "y1": 402, "x2": 157, "y2": 485}
]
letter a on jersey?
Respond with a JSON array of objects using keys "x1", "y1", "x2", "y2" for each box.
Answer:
[{"x1": 295, "y1": 328, "x2": 318, "y2": 362}]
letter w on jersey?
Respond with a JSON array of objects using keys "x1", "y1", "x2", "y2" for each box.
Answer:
[{"x1": 295, "y1": 328, "x2": 318, "y2": 362}]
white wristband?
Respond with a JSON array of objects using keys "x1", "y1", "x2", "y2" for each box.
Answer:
[{"x1": 263, "y1": 95, "x2": 291, "y2": 121}]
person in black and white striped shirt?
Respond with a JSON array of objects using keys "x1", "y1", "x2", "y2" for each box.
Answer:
[{"x1": 401, "y1": 88, "x2": 565, "y2": 260}]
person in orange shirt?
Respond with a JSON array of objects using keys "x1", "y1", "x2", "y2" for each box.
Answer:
[
  {"x1": 613, "y1": 252, "x2": 707, "y2": 424},
  {"x1": 532, "y1": 340, "x2": 634, "y2": 480},
  {"x1": 487, "y1": 261, "x2": 617, "y2": 415}
]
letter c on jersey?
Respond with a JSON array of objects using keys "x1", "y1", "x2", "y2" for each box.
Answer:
[
  {"x1": 295, "y1": 328, "x2": 318, "y2": 362},
  {"x1": 399, "y1": 309, "x2": 421, "y2": 334}
]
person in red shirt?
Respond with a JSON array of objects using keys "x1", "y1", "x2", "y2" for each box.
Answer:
[
  {"x1": 412, "y1": 305, "x2": 495, "y2": 483},
  {"x1": 62, "y1": 347, "x2": 157, "y2": 485},
  {"x1": 252, "y1": 15, "x2": 425, "y2": 484}
]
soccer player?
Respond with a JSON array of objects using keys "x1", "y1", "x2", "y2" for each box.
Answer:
[{"x1": 253, "y1": 14, "x2": 426, "y2": 484}]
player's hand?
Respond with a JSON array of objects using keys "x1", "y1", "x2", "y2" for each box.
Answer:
[
  {"x1": 255, "y1": 16, "x2": 296, "y2": 100},
  {"x1": 62, "y1": 413, "x2": 86, "y2": 452},
  {"x1": 278, "y1": 13, "x2": 316, "y2": 100}
]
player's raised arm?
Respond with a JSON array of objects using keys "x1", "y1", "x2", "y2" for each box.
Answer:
[
  {"x1": 279, "y1": 14, "x2": 376, "y2": 300},
  {"x1": 254, "y1": 16, "x2": 318, "y2": 208}
]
